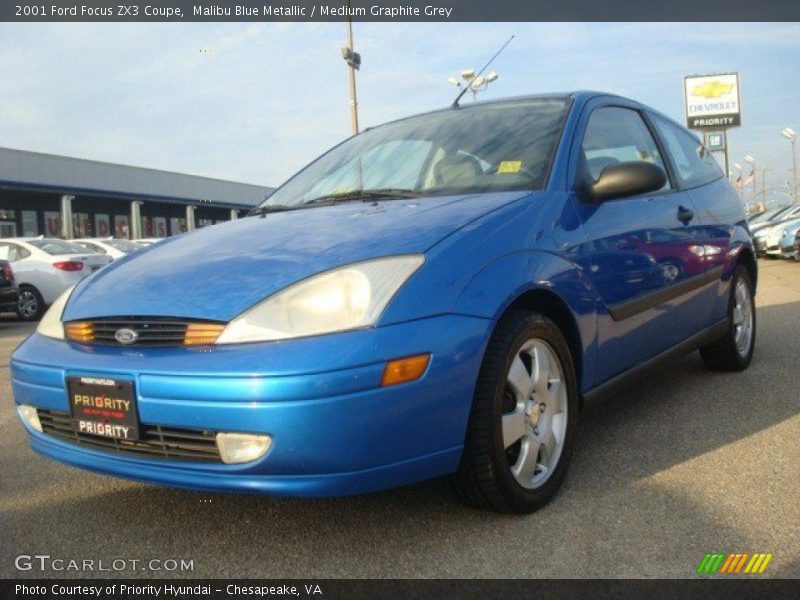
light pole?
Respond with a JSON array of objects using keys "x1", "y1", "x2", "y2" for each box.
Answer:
[
  {"x1": 782, "y1": 128, "x2": 797, "y2": 204},
  {"x1": 447, "y1": 69, "x2": 499, "y2": 101},
  {"x1": 744, "y1": 155, "x2": 756, "y2": 204},
  {"x1": 340, "y1": 0, "x2": 360, "y2": 135}
]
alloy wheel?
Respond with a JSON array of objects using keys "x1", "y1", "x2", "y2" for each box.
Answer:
[
  {"x1": 501, "y1": 339, "x2": 568, "y2": 490},
  {"x1": 18, "y1": 290, "x2": 39, "y2": 319},
  {"x1": 732, "y1": 278, "x2": 754, "y2": 357}
]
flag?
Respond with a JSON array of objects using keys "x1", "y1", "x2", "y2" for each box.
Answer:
[{"x1": 743, "y1": 169, "x2": 755, "y2": 186}]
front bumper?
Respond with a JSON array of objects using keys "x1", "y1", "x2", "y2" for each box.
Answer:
[{"x1": 12, "y1": 314, "x2": 493, "y2": 496}]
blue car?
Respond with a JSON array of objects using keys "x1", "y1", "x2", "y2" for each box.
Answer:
[
  {"x1": 779, "y1": 218, "x2": 800, "y2": 259},
  {"x1": 12, "y1": 92, "x2": 757, "y2": 513}
]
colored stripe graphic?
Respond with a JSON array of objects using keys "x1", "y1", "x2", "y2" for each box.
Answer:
[{"x1": 698, "y1": 552, "x2": 774, "y2": 574}]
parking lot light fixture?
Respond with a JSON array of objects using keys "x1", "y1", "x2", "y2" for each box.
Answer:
[{"x1": 447, "y1": 68, "x2": 500, "y2": 102}]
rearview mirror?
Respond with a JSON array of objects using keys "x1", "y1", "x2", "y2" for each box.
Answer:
[{"x1": 586, "y1": 161, "x2": 667, "y2": 202}]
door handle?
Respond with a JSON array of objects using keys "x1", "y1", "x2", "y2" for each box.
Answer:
[{"x1": 677, "y1": 206, "x2": 695, "y2": 224}]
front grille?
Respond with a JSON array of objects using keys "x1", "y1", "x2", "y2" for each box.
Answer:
[
  {"x1": 65, "y1": 318, "x2": 225, "y2": 347},
  {"x1": 37, "y1": 409, "x2": 222, "y2": 462}
]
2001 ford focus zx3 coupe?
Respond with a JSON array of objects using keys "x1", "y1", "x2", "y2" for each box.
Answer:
[{"x1": 12, "y1": 92, "x2": 757, "y2": 513}]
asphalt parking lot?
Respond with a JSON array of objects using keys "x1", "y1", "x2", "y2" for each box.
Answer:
[{"x1": 1, "y1": 259, "x2": 798, "y2": 579}]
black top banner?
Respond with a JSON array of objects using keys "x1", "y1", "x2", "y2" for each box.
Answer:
[{"x1": 3, "y1": 0, "x2": 800, "y2": 22}]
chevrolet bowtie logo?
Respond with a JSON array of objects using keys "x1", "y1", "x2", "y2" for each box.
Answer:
[
  {"x1": 691, "y1": 81, "x2": 735, "y2": 98},
  {"x1": 697, "y1": 552, "x2": 774, "y2": 574}
]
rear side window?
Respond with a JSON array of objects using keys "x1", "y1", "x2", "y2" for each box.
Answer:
[
  {"x1": 580, "y1": 106, "x2": 670, "y2": 190},
  {"x1": 0, "y1": 243, "x2": 29, "y2": 261},
  {"x1": 27, "y1": 239, "x2": 87, "y2": 255},
  {"x1": 650, "y1": 114, "x2": 723, "y2": 188}
]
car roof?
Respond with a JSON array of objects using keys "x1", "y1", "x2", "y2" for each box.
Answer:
[{"x1": 364, "y1": 91, "x2": 677, "y2": 136}]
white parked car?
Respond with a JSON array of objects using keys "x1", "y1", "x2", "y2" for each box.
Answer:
[
  {"x1": 0, "y1": 238, "x2": 113, "y2": 321},
  {"x1": 74, "y1": 237, "x2": 142, "y2": 260}
]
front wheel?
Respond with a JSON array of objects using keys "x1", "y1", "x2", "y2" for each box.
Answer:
[
  {"x1": 453, "y1": 311, "x2": 578, "y2": 513},
  {"x1": 700, "y1": 265, "x2": 756, "y2": 371}
]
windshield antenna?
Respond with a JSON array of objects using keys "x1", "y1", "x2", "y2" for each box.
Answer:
[{"x1": 451, "y1": 34, "x2": 515, "y2": 108}]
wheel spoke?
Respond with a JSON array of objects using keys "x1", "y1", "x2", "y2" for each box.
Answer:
[
  {"x1": 513, "y1": 438, "x2": 540, "y2": 483},
  {"x1": 732, "y1": 305, "x2": 744, "y2": 326},
  {"x1": 507, "y1": 354, "x2": 534, "y2": 400},
  {"x1": 502, "y1": 409, "x2": 527, "y2": 449},
  {"x1": 550, "y1": 412, "x2": 566, "y2": 446},
  {"x1": 540, "y1": 428, "x2": 557, "y2": 465},
  {"x1": 531, "y1": 343, "x2": 551, "y2": 394}
]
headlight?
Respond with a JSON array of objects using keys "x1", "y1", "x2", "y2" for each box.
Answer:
[
  {"x1": 215, "y1": 255, "x2": 424, "y2": 344},
  {"x1": 36, "y1": 285, "x2": 76, "y2": 340}
]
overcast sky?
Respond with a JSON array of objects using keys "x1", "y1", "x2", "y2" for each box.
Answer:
[{"x1": 1, "y1": 22, "x2": 798, "y2": 204}]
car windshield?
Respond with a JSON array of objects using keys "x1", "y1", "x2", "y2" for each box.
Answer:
[
  {"x1": 107, "y1": 239, "x2": 139, "y2": 253},
  {"x1": 260, "y1": 98, "x2": 569, "y2": 210},
  {"x1": 28, "y1": 239, "x2": 92, "y2": 255},
  {"x1": 777, "y1": 205, "x2": 800, "y2": 221},
  {"x1": 749, "y1": 206, "x2": 787, "y2": 224}
]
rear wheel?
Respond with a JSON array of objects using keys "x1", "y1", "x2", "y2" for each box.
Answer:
[
  {"x1": 17, "y1": 286, "x2": 44, "y2": 321},
  {"x1": 700, "y1": 265, "x2": 755, "y2": 371},
  {"x1": 453, "y1": 311, "x2": 578, "y2": 513}
]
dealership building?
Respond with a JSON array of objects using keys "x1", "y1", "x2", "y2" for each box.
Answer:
[{"x1": 0, "y1": 147, "x2": 273, "y2": 239}]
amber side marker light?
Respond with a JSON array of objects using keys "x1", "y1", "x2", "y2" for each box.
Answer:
[
  {"x1": 381, "y1": 354, "x2": 431, "y2": 387},
  {"x1": 65, "y1": 321, "x2": 94, "y2": 343},
  {"x1": 184, "y1": 323, "x2": 226, "y2": 346}
]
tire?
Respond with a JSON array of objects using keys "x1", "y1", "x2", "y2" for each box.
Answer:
[
  {"x1": 16, "y1": 286, "x2": 45, "y2": 322},
  {"x1": 453, "y1": 311, "x2": 579, "y2": 513},
  {"x1": 659, "y1": 260, "x2": 682, "y2": 283},
  {"x1": 700, "y1": 265, "x2": 756, "y2": 372}
]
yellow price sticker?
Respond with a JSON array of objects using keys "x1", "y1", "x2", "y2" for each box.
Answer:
[{"x1": 498, "y1": 161, "x2": 522, "y2": 174}]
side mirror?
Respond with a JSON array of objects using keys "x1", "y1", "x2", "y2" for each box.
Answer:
[{"x1": 586, "y1": 161, "x2": 667, "y2": 202}]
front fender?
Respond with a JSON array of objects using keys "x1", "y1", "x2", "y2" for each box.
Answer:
[{"x1": 453, "y1": 249, "x2": 598, "y2": 389}]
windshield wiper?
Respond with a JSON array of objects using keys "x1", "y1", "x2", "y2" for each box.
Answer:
[
  {"x1": 247, "y1": 204, "x2": 298, "y2": 216},
  {"x1": 303, "y1": 188, "x2": 421, "y2": 206}
]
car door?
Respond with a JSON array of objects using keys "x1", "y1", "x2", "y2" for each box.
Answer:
[
  {"x1": 649, "y1": 113, "x2": 738, "y2": 325},
  {"x1": 569, "y1": 103, "x2": 708, "y2": 380}
]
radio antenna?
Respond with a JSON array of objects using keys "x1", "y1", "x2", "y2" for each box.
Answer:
[{"x1": 452, "y1": 34, "x2": 515, "y2": 108}]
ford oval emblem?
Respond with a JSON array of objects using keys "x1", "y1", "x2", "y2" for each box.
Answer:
[{"x1": 114, "y1": 328, "x2": 138, "y2": 345}]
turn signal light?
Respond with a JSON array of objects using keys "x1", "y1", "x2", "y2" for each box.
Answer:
[
  {"x1": 381, "y1": 354, "x2": 431, "y2": 387},
  {"x1": 184, "y1": 323, "x2": 226, "y2": 346},
  {"x1": 65, "y1": 321, "x2": 94, "y2": 343}
]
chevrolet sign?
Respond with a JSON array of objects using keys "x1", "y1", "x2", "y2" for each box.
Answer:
[{"x1": 684, "y1": 73, "x2": 741, "y2": 129}]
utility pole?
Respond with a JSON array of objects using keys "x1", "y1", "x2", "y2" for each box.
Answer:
[
  {"x1": 761, "y1": 168, "x2": 773, "y2": 200},
  {"x1": 341, "y1": 0, "x2": 360, "y2": 135},
  {"x1": 793, "y1": 139, "x2": 798, "y2": 204},
  {"x1": 783, "y1": 128, "x2": 797, "y2": 204},
  {"x1": 744, "y1": 155, "x2": 756, "y2": 204}
]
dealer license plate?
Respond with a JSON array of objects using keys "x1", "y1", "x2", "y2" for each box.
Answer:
[{"x1": 68, "y1": 376, "x2": 139, "y2": 440}]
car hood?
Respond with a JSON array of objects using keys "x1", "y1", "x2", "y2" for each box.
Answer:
[{"x1": 63, "y1": 191, "x2": 530, "y2": 322}]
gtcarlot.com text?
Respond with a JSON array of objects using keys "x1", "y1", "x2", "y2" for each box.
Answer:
[{"x1": 14, "y1": 554, "x2": 194, "y2": 573}]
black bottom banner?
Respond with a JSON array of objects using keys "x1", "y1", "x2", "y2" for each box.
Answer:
[{"x1": 3, "y1": 579, "x2": 800, "y2": 600}]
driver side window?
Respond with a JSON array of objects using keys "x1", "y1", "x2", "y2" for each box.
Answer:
[{"x1": 581, "y1": 106, "x2": 671, "y2": 190}]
